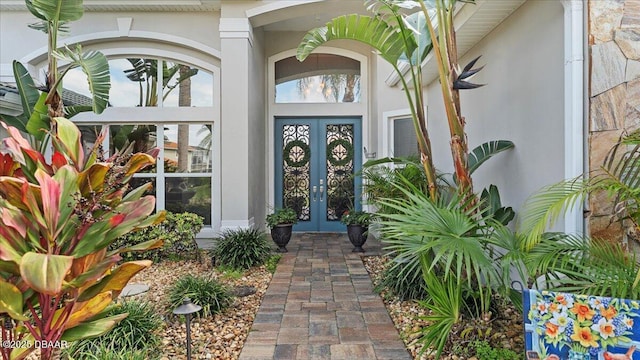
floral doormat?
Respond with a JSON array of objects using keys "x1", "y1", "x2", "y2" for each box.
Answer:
[{"x1": 524, "y1": 289, "x2": 639, "y2": 360}]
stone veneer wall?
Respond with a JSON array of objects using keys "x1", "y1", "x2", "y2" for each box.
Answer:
[{"x1": 588, "y1": 0, "x2": 639, "y2": 245}]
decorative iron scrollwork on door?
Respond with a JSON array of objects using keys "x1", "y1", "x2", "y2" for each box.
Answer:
[
  {"x1": 325, "y1": 124, "x2": 355, "y2": 221},
  {"x1": 282, "y1": 124, "x2": 311, "y2": 221}
]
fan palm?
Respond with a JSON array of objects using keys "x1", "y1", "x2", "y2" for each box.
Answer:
[{"x1": 375, "y1": 178, "x2": 525, "y2": 356}]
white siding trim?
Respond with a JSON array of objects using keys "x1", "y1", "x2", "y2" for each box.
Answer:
[
  {"x1": 20, "y1": 31, "x2": 221, "y2": 66},
  {"x1": 220, "y1": 218, "x2": 256, "y2": 231},
  {"x1": 561, "y1": 0, "x2": 585, "y2": 235},
  {"x1": 381, "y1": 108, "x2": 411, "y2": 159}
]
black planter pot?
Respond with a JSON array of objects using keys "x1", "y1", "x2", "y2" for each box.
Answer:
[
  {"x1": 270, "y1": 224, "x2": 293, "y2": 252},
  {"x1": 346, "y1": 224, "x2": 368, "y2": 253}
]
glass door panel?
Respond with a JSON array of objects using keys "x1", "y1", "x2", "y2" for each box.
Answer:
[{"x1": 275, "y1": 117, "x2": 361, "y2": 232}]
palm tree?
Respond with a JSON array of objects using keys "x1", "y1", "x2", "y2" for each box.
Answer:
[
  {"x1": 295, "y1": 73, "x2": 360, "y2": 103},
  {"x1": 518, "y1": 130, "x2": 640, "y2": 299}
]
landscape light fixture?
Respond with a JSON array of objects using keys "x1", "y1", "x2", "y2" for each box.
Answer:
[{"x1": 172, "y1": 297, "x2": 202, "y2": 360}]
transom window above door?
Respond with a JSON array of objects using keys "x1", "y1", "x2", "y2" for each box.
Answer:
[{"x1": 275, "y1": 54, "x2": 361, "y2": 103}]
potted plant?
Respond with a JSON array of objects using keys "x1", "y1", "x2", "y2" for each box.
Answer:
[
  {"x1": 266, "y1": 207, "x2": 298, "y2": 252},
  {"x1": 340, "y1": 210, "x2": 375, "y2": 252}
]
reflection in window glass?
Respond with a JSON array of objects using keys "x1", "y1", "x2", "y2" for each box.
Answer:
[
  {"x1": 63, "y1": 58, "x2": 213, "y2": 108},
  {"x1": 393, "y1": 118, "x2": 418, "y2": 157},
  {"x1": 165, "y1": 177, "x2": 211, "y2": 225},
  {"x1": 109, "y1": 124, "x2": 158, "y2": 172},
  {"x1": 78, "y1": 125, "x2": 104, "y2": 157},
  {"x1": 163, "y1": 124, "x2": 212, "y2": 173},
  {"x1": 275, "y1": 54, "x2": 360, "y2": 103},
  {"x1": 162, "y1": 63, "x2": 213, "y2": 108}
]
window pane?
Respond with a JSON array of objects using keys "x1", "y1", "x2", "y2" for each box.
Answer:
[
  {"x1": 393, "y1": 118, "x2": 418, "y2": 157},
  {"x1": 165, "y1": 177, "x2": 211, "y2": 225},
  {"x1": 275, "y1": 54, "x2": 360, "y2": 103},
  {"x1": 162, "y1": 62, "x2": 213, "y2": 107},
  {"x1": 78, "y1": 125, "x2": 104, "y2": 157},
  {"x1": 163, "y1": 124, "x2": 212, "y2": 173},
  {"x1": 113, "y1": 58, "x2": 160, "y2": 107},
  {"x1": 109, "y1": 124, "x2": 158, "y2": 172},
  {"x1": 65, "y1": 59, "x2": 214, "y2": 107}
]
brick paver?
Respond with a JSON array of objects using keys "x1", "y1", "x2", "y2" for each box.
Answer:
[{"x1": 239, "y1": 233, "x2": 412, "y2": 360}]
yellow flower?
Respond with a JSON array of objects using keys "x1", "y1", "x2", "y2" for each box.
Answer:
[
  {"x1": 570, "y1": 302, "x2": 595, "y2": 322},
  {"x1": 600, "y1": 305, "x2": 617, "y2": 321},
  {"x1": 545, "y1": 322, "x2": 560, "y2": 338},
  {"x1": 570, "y1": 324, "x2": 599, "y2": 348}
]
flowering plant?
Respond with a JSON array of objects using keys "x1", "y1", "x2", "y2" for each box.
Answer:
[{"x1": 528, "y1": 291, "x2": 638, "y2": 355}]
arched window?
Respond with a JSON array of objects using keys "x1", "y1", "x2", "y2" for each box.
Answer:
[
  {"x1": 68, "y1": 58, "x2": 216, "y2": 228},
  {"x1": 66, "y1": 58, "x2": 214, "y2": 107}
]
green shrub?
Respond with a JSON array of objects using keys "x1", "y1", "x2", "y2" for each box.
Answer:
[
  {"x1": 111, "y1": 212, "x2": 204, "y2": 262},
  {"x1": 64, "y1": 343, "x2": 151, "y2": 360},
  {"x1": 265, "y1": 208, "x2": 298, "y2": 227},
  {"x1": 218, "y1": 265, "x2": 244, "y2": 280},
  {"x1": 265, "y1": 254, "x2": 282, "y2": 273},
  {"x1": 168, "y1": 274, "x2": 233, "y2": 317},
  {"x1": 374, "y1": 260, "x2": 427, "y2": 301},
  {"x1": 63, "y1": 300, "x2": 162, "y2": 358},
  {"x1": 212, "y1": 227, "x2": 272, "y2": 270},
  {"x1": 470, "y1": 340, "x2": 519, "y2": 360}
]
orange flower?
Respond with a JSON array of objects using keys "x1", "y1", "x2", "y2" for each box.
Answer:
[
  {"x1": 549, "y1": 302, "x2": 559, "y2": 313},
  {"x1": 570, "y1": 302, "x2": 595, "y2": 322},
  {"x1": 600, "y1": 305, "x2": 617, "y2": 320},
  {"x1": 555, "y1": 294, "x2": 568, "y2": 305},
  {"x1": 570, "y1": 325, "x2": 599, "y2": 348},
  {"x1": 545, "y1": 322, "x2": 560, "y2": 338}
]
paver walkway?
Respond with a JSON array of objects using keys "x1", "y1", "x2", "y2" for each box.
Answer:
[{"x1": 239, "y1": 233, "x2": 412, "y2": 360}]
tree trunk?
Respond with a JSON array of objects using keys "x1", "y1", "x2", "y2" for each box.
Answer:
[{"x1": 177, "y1": 65, "x2": 192, "y2": 172}]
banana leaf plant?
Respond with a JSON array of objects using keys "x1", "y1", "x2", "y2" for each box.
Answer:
[
  {"x1": 0, "y1": 0, "x2": 110, "y2": 153},
  {"x1": 297, "y1": 0, "x2": 490, "y2": 203},
  {"x1": 0, "y1": 118, "x2": 165, "y2": 360},
  {"x1": 123, "y1": 58, "x2": 198, "y2": 107}
]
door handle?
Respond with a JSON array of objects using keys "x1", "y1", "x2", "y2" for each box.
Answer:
[
  {"x1": 312, "y1": 186, "x2": 318, "y2": 202},
  {"x1": 319, "y1": 185, "x2": 324, "y2": 201}
]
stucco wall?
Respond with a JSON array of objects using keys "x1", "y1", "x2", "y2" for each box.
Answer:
[
  {"x1": 1, "y1": 10, "x2": 220, "y2": 72},
  {"x1": 425, "y1": 0, "x2": 565, "y2": 216},
  {"x1": 249, "y1": 28, "x2": 267, "y2": 228},
  {"x1": 588, "y1": 0, "x2": 640, "y2": 244}
]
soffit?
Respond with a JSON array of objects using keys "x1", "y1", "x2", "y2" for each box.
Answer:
[
  {"x1": 420, "y1": 0, "x2": 527, "y2": 84},
  {"x1": 0, "y1": 0, "x2": 221, "y2": 12},
  {"x1": 249, "y1": 0, "x2": 369, "y2": 32}
]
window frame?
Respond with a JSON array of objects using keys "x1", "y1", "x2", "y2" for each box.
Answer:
[
  {"x1": 381, "y1": 108, "x2": 425, "y2": 160},
  {"x1": 68, "y1": 56, "x2": 220, "y2": 237}
]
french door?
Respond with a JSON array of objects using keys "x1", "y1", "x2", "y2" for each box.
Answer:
[{"x1": 275, "y1": 117, "x2": 362, "y2": 232}]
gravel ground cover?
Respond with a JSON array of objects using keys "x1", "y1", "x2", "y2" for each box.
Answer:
[
  {"x1": 362, "y1": 255, "x2": 525, "y2": 360},
  {"x1": 98, "y1": 252, "x2": 523, "y2": 360},
  {"x1": 128, "y1": 258, "x2": 272, "y2": 359}
]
